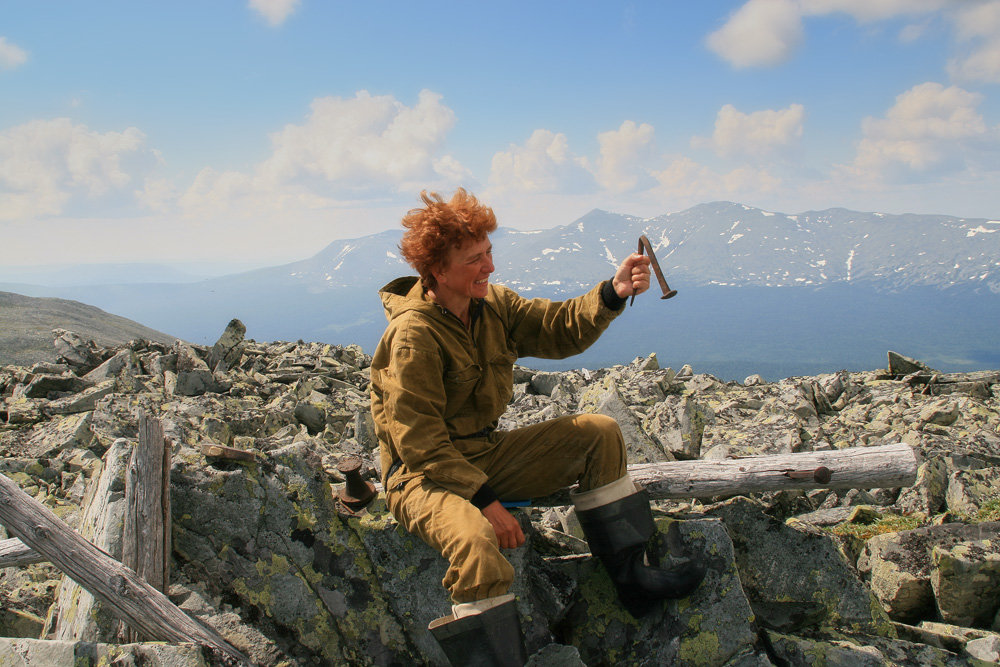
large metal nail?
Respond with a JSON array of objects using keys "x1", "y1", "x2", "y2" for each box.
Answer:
[{"x1": 631, "y1": 235, "x2": 678, "y2": 305}]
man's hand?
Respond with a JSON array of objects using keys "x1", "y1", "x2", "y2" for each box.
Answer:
[
  {"x1": 612, "y1": 252, "x2": 652, "y2": 299},
  {"x1": 481, "y1": 500, "x2": 526, "y2": 549}
]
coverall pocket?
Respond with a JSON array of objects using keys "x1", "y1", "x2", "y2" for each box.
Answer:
[
  {"x1": 444, "y1": 363, "x2": 481, "y2": 412},
  {"x1": 484, "y1": 349, "x2": 517, "y2": 406}
]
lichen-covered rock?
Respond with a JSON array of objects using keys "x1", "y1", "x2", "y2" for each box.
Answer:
[
  {"x1": 642, "y1": 396, "x2": 712, "y2": 460},
  {"x1": 83, "y1": 348, "x2": 141, "y2": 383},
  {"x1": 170, "y1": 439, "x2": 419, "y2": 665},
  {"x1": 577, "y1": 376, "x2": 670, "y2": 463},
  {"x1": 46, "y1": 380, "x2": 115, "y2": 416},
  {"x1": 556, "y1": 518, "x2": 759, "y2": 666},
  {"x1": 525, "y1": 642, "x2": 587, "y2": 665},
  {"x1": 704, "y1": 497, "x2": 892, "y2": 635},
  {"x1": 52, "y1": 329, "x2": 105, "y2": 372},
  {"x1": 946, "y1": 467, "x2": 1000, "y2": 516},
  {"x1": 919, "y1": 399, "x2": 961, "y2": 427},
  {"x1": 896, "y1": 457, "x2": 950, "y2": 516},
  {"x1": 207, "y1": 318, "x2": 246, "y2": 373},
  {"x1": 931, "y1": 538, "x2": 1000, "y2": 628},
  {"x1": 0, "y1": 607, "x2": 44, "y2": 638},
  {"x1": 888, "y1": 351, "x2": 935, "y2": 376},
  {"x1": 0, "y1": 637, "x2": 210, "y2": 666},
  {"x1": 965, "y1": 633, "x2": 1000, "y2": 663},
  {"x1": 22, "y1": 413, "x2": 94, "y2": 459},
  {"x1": 766, "y1": 630, "x2": 972, "y2": 666},
  {"x1": 765, "y1": 632, "x2": 886, "y2": 666},
  {"x1": 858, "y1": 522, "x2": 1000, "y2": 626}
]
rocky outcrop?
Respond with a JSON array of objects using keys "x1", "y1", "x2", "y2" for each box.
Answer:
[{"x1": 2, "y1": 327, "x2": 1000, "y2": 665}]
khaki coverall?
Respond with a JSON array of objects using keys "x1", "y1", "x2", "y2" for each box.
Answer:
[{"x1": 370, "y1": 277, "x2": 627, "y2": 602}]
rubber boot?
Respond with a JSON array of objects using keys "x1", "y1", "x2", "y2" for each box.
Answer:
[
  {"x1": 428, "y1": 597, "x2": 527, "y2": 666},
  {"x1": 574, "y1": 487, "x2": 706, "y2": 617}
]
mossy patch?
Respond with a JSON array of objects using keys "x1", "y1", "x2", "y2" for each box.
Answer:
[{"x1": 829, "y1": 513, "x2": 925, "y2": 541}]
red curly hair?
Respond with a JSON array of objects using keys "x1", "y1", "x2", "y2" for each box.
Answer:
[{"x1": 399, "y1": 188, "x2": 497, "y2": 289}]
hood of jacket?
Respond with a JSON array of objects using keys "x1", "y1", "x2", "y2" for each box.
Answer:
[{"x1": 379, "y1": 276, "x2": 435, "y2": 320}]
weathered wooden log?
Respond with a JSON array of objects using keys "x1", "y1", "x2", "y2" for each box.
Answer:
[
  {"x1": 506, "y1": 442, "x2": 917, "y2": 507},
  {"x1": 0, "y1": 536, "x2": 42, "y2": 567},
  {"x1": 0, "y1": 472, "x2": 249, "y2": 664},
  {"x1": 120, "y1": 413, "x2": 171, "y2": 642},
  {"x1": 627, "y1": 441, "x2": 917, "y2": 500}
]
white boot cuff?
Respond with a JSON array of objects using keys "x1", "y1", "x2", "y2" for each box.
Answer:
[
  {"x1": 569, "y1": 475, "x2": 637, "y2": 512},
  {"x1": 451, "y1": 593, "x2": 515, "y2": 619}
]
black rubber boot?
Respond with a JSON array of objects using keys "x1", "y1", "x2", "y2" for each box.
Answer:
[
  {"x1": 575, "y1": 488, "x2": 706, "y2": 617},
  {"x1": 428, "y1": 598, "x2": 527, "y2": 666}
]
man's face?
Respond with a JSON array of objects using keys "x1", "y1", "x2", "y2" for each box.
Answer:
[{"x1": 434, "y1": 236, "x2": 494, "y2": 301}]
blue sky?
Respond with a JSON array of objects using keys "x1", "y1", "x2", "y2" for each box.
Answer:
[{"x1": 2, "y1": 1, "x2": 999, "y2": 268}]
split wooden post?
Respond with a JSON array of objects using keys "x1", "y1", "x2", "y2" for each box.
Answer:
[
  {"x1": 120, "y1": 412, "x2": 172, "y2": 642},
  {"x1": 0, "y1": 471, "x2": 249, "y2": 664}
]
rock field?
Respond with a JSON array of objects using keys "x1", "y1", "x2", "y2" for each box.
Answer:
[{"x1": 1, "y1": 321, "x2": 999, "y2": 666}]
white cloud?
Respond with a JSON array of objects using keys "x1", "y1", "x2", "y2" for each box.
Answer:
[
  {"x1": 180, "y1": 90, "x2": 468, "y2": 217},
  {"x1": 650, "y1": 156, "x2": 781, "y2": 202},
  {"x1": 696, "y1": 103, "x2": 805, "y2": 159},
  {"x1": 178, "y1": 167, "x2": 330, "y2": 218},
  {"x1": 0, "y1": 118, "x2": 150, "y2": 220},
  {"x1": 136, "y1": 177, "x2": 178, "y2": 213},
  {"x1": 952, "y1": 2, "x2": 1000, "y2": 40},
  {"x1": 799, "y1": 0, "x2": 950, "y2": 22},
  {"x1": 708, "y1": 0, "x2": 998, "y2": 80},
  {"x1": 948, "y1": 2, "x2": 1000, "y2": 84},
  {"x1": 950, "y1": 39, "x2": 1000, "y2": 83},
  {"x1": 0, "y1": 36, "x2": 28, "y2": 70},
  {"x1": 248, "y1": 0, "x2": 299, "y2": 27},
  {"x1": 262, "y1": 90, "x2": 461, "y2": 187},
  {"x1": 846, "y1": 82, "x2": 994, "y2": 180},
  {"x1": 488, "y1": 129, "x2": 593, "y2": 194},
  {"x1": 705, "y1": 0, "x2": 804, "y2": 68},
  {"x1": 594, "y1": 121, "x2": 656, "y2": 193},
  {"x1": 899, "y1": 21, "x2": 930, "y2": 44}
]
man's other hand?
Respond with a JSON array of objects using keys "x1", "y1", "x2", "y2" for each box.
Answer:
[
  {"x1": 613, "y1": 252, "x2": 651, "y2": 299},
  {"x1": 481, "y1": 500, "x2": 526, "y2": 549}
]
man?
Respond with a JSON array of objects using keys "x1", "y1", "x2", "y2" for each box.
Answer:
[{"x1": 370, "y1": 189, "x2": 704, "y2": 665}]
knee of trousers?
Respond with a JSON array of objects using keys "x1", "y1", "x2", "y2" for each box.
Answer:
[
  {"x1": 572, "y1": 413, "x2": 627, "y2": 482},
  {"x1": 440, "y1": 523, "x2": 515, "y2": 601},
  {"x1": 576, "y1": 413, "x2": 626, "y2": 454}
]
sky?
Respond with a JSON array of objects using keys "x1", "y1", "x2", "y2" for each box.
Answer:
[{"x1": 2, "y1": 0, "x2": 999, "y2": 270}]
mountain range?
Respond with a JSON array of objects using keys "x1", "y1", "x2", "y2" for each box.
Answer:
[{"x1": 3, "y1": 201, "x2": 998, "y2": 380}]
